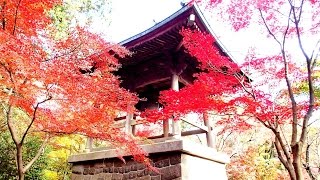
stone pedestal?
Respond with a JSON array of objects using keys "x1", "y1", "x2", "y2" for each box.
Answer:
[{"x1": 68, "y1": 139, "x2": 229, "y2": 180}]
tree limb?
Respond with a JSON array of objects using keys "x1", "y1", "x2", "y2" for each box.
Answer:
[
  {"x1": 12, "y1": 0, "x2": 22, "y2": 35},
  {"x1": 20, "y1": 96, "x2": 52, "y2": 145},
  {"x1": 23, "y1": 134, "x2": 50, "y2": 173}
]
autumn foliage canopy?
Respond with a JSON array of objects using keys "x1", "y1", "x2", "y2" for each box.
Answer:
[
  {"x1": 141, "y1": 0, "x2": 320, "y2": 179},
  {"x1": 1, "y1": 1, "x2": 148, "y2": 177}
]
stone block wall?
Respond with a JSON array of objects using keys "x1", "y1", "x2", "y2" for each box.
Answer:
[
  {"x1": 69, "y1": 139, "x2": 229, "y2": 180},
  {"x1": 71, "y1": 152, "x2": 182, "y2": 180}
]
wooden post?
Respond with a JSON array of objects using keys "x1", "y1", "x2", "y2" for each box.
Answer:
[
  {"x1": 85, "y1": 137, "x2": 93, "y2": 152},
  {"x1": 163, "y1": 119, "x2": 169, "y2": 137},
  {"x1": 132, "y1": 116, "x2": 136, "y2": 136},
  {"x1": 172, "y1": 73, "x2": 181, "y2": 138},
  {"x1": 125, "y1": 112, "x2": 133, "y2": 134},
  {"x1": 203, "y1": 112, "x2": 214, "y2": 148}
]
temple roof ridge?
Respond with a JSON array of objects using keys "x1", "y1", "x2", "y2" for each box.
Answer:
[{"x1": 119, "y1": 3, "x2": 238, "y2": 63}]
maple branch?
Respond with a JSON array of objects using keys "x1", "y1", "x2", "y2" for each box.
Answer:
[
  {"x1": 305, "y1": 130, "x2": 320, "y2": 156},
  {"x1": 272, "y1": 127, "x2": 293, "y2": 166},
  {"x1": 1, "y1": 1, "x2": 6, "y2": 30},
  {"x1": 233, "y1": 73, "x2": 256, "y2": 99},
  {"x1": 261, "y1": 6, "x2": 294, "y2": 23},
  {"x1": 23, "y1": 134, "x2": 50, "y2": 173},
  {"x1": 308, "y1": 118, "x2": 320, "y2": 127},
  {"x1": 290, "y1": 2, "x2": 315, "y2": 146},
  {"x1": 5, "y1": 104, "x2": 20, "y2": 146},
  {"x1": 0, "y1": 62, "x2": 15, "y2": 86},
  {"x1": 274, "y1": 138, "x2": 291, "y2": 171},
  {"x1": 4, "y1": 88, "x2": 22, "y2": 147},
  {"x1": 20, "y1": 96, "x2": 52, "y2": 145},
  {"x1": 218, "y1": 131, "x2": 233, "y2": 151},
  {"x1": 304, "y1": 144, "x2": 317, "y2": 180},
  {"x1": 280, "y1": 124, "x2": 291, "y2": 153},
  {"x1": 258, "y1": 9, "x2": 281, "y2": 46},
  {"x1": 12, "y1": 0, "x2": 22, "y2": 35},
  {"x1": 36, "y1": 128, "x2": 79, "y2": 135},
  {"x1": 279, "y1": 4, "x2": 300, "y2": 147},
  {"x1": 256, "y1": 116, "x2": 271, "y2": 129},
  {"x1": 259, "y1": 8, "x2": 300, "y2": 142},
  {"x1": 206, "y1": 61, "x2": 256, "y2": 99},
  {"x1": 297, "y1": 0, "x2": 305, "y2": 24},
  {"x1": 310, "y1": 39, "x2": 320, "y2": 70}
]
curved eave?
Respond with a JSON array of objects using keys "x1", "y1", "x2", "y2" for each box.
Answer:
[
  {"x1": 119, "y1": 5, "x2": 191, "y2": 47},
  {"x1": 118, "y1": 3, "x2": 251, "y2": 82},
  {"x1": 119, "y1": 4, "x2": 235, "y2": 60}
]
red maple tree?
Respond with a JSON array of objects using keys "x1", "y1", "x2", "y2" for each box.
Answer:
[
  {"x1": 0, "y1": 1, "x2": 147, "y2": 179},
  {"x1": 143, "y1": 0, "x2": 320, "y2": 179}
]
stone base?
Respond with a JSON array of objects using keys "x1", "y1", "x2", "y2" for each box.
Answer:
[{"x1": 68, "y1": 139, "x2": 229, "y2": 180}]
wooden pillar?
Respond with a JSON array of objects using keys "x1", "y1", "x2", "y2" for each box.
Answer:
[
  {"x1": 85, "y1": 137, "x2": 93, "y2": 152},
  {"x1": 163, "y1": 119, "x2": 169, "y2": 137},
  {"x1": 132, "y1": 116, "x2": 136, "y2": 136},
  {"x1": 203, "y1": 112, "x2": 214, "y2": 148},
  {"x1": 125, "y1": 112, "x2": 133, "y2": 134},
  {"x1": 172, "y1": 73, "x2": 181, "y2": 138}
]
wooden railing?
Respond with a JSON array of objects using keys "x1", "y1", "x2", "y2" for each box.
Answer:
[{"x1": 85, "y1": 112, "x2": 215, "y2": 151}]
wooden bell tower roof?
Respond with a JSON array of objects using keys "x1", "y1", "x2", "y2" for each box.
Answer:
[{"x1": 116, "y1": 4, "x2": 234, "y2": 109}]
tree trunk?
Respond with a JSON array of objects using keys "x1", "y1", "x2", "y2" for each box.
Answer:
[
  {"x1": 292, "y1": 143, "x2": 303, "y2": 180},
  {"x1": 287, "y1": 166, "x2": 297, "y2": 180},
  {"x1": 16, "y1": 144, "x2": 25, "y2": 180}
]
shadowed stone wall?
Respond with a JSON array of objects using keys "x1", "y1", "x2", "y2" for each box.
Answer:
[
  {"x1": 71, "y1": 152, "x2": 182, "y2": 180},
  {"x1": 69, "y1": 139, "x2": 229, "y2": 180}
]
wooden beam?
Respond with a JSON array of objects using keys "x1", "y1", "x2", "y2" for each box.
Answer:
[
  {"x1": 181, "y1": 118, "x2": 209, "y2": 132},
  {"x1": 181, "y1": 129, "x2": 207, "y2": 136},
  {"x1": 203, "y1": 113, "x2": 215, "y2": 148},
  {"x1": 135, "y1": 77, "x2": 171, "y2": 90}
]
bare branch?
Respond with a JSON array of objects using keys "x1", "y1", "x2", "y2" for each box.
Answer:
[
  {"x1": 271, "y1": 127, "x2": 292, "y2": 163},
  {"x1": 292, "y1": 0, "x2": 309, "y2": 61},
  {"x1": 12, "y1": 0, "x2": 22, "y2": 35},
  {"x1": 274, "y1": 138, "x2": 290, "y2": 170},
  {"x1": 280, "y1": 124, "x2": 291, "y2": 153},
  {"x1": 308, "y1": 118, "x2": 320, "y2": 127},
  {"x1": 233, "y1": 73, "x2": 256, "y2": 99},
  {"x1": 311, "y1": 39, "x2": 320, "y2": 70},
  {"x1": 20, "y1": 96, "x2": 52, "y2": 145},
  {"x1": 256, "y1": 116, "x2": 271, "y2": 129},
  {"x1": 258, "y1": 9, "x2": 282, "y2": 46},
  {"x1": 218, "y1": 131, "x2": 233, "y2": 151},
  {"x1": 23, "y1": 134, "x2": 50, "y2": 173},
  {"x1": 1, "y1": 1, "x2": 6, "y2": 30},
  {"x1": 4, "y1": 88, "x2": 20, "y2": 146},
  {"x1": 279, "y1": 5, "x2": 300, "y2": 146},
  {"x1": 304, "y1": 144, "x2": 317, "y2": 180}
]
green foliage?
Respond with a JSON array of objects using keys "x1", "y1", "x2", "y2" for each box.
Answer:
[
  {"x1": 0, "y1": 131, "x2": 50, "y2": 179},
  {"x1": 0, "y1": 132, "x2": 16, "y2": 179}
]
